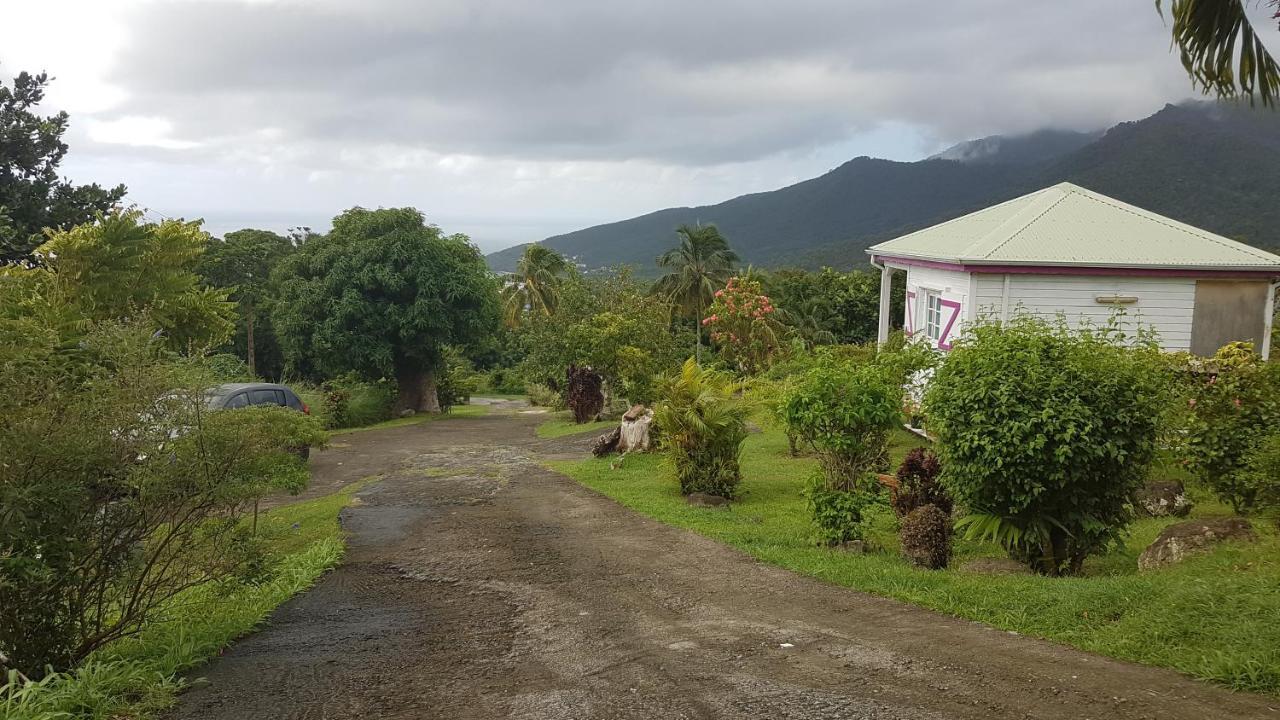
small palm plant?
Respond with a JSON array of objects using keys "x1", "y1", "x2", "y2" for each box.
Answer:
[{"x1": 655, "y1": 359, "x2": 750, "y2": 499}]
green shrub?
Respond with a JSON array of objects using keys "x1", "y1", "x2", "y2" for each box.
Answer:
[
  {"x1": 892, "y1": 447, "x2": 951, "y2": 518},
  {"x1": 803, "y1": 472, "x2": 874, "y2": 544},
  {"x1": 204, "y1": 352, "x2": 254, "y2": 382},
  {"x1": 437, "y1": 347, "x2": 480, "y2": 412},
  {"x1": 0, "y1": 321, "x2": 326, "y2": 677},
  {"x1": 1241, "y1": 430, "x2": 1280, "y2": 513},
  {"x1": 485, "y1": 367, "x2": 526, "y2": 394},
  {"x1": 925, "y1": 317, "x2": 1171, "y2": 576},
  {"x1": 781, "y1": 356, "x2": 901, "y2": 543},
  {"x1": 1181, "y1": 342, "x2": 1280, "y2": 512},
  {"x1": 526, "y1": 382, "x2": 562, "y2": 408},
  {"x1": 899, "y1": 504, "x2": 952, "y2": 569},
  {"x1": 655, "y1": 359, "x2": 750, "y2": 498},
  {"x1": 781, "y1": 357, "x2": 901, "y2": 487}
]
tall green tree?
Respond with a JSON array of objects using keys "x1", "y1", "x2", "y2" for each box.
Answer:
[
  {"x1": 200, "y1": 228, "x2": 297, "y2": 378},
  {"x1": 0, "y1": 71, "x2": 126, "y2": 262},
  {"x1": 501, "y1": 244, "x2": 571, "y2": 327},
  {"x1": 1158, "y1": 0, "x2": 1280, "y2": 105},
  {"x1": 5, "y1": 210, "x2": 236, "y2": 349},
  {"x1": 653, "y1": 224, "x2": 739, "y2": 362},
  {"x1": 273, "y1": 207, "x2": 499, "y2": 413}
]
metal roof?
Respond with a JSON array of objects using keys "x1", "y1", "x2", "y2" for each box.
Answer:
[{"x1": 867, "y1": 182, "x2": 1280, "y2": 271}]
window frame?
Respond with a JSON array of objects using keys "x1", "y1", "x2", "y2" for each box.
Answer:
[{"x1": 923, "y1": 290, "x2": 944, "y2": 343}]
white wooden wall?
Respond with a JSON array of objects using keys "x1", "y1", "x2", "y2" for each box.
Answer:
[
  {"x1": 901, "y1": 265, "x2": 972, "y2": 347},
  {"x1": 972, "y1": 273, "x2": 1196, "y2": 352}
]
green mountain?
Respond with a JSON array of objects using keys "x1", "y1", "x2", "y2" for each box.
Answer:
[{"x1": 487, "y1": 102, "x2": 1280, "y2": 273}]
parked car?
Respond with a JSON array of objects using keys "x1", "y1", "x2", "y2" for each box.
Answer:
[
  {"x1": 206, "y1": 383, "x2": 310, "y2": 413},
  {"x1": 206, "y1": 383, "x2": 313, "y2": 459}
]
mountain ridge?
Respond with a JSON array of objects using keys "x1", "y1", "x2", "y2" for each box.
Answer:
[{"x1": 487, "y1": 102, "x2": 1280, "y2": 273}]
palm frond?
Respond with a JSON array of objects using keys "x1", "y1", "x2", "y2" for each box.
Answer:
[{"x1": 1158, "y1": 0, "x2": 1280, "y2": 106}]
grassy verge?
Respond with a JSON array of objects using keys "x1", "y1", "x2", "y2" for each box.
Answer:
[
  {"x1": 0, "y1": 480, "x2": 372, "y2": 719},
  {"x1": 329, "y1": 403, "x2": 487, "y2": 435},
  {"x1": 535, "y1": 411, "x2": 615, "y2": 439},
  {"x1": 549, "y1": 424, "x2": 1280, "y2": 694}
]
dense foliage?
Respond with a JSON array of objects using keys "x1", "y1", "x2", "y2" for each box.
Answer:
[
  {"x1": 655, "y1": 359, "x2": 750, "y2": 499},
  {"x1": 10, "y1": 211, "x2": 237, "y2": 349},
  {"x1": 0, "y1": 71, "x2": 126, "y2": 263},
  {"x1": 199, "y1": 228, "x2": 299, "y2": 378},
  {"x1": 516, "y1": 270, "x2": 691, "y2": 405},
  {"x1": 0, "y1": 320, "x2": 325, "y2": 677},
  {"x1": 273, "y1": 207, "x2": 499, "y2": 413},
  {"x1": 704, "y1": 275, "x2": 783, "y2": 374},
  {"x1": 766, "y1": 268, "x2": 902, "y2": 346},
  {"x1": 1180, "y1": 342, "x2": 1280, "y2": 512},
  {"x1": 925, "y1": 318, "x2": 1171, "y2": 576}
]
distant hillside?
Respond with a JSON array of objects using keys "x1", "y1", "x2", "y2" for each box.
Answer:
[{"x1": 487, "y1": 102, "x2": 1280, "y2": 273}]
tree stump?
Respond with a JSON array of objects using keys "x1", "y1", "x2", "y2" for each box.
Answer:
[{"x1": 618, "y1": 404, "x2": 654, "y2": 452}]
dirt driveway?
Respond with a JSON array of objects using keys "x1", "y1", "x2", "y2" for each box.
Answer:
[{"x1": 171, "y1": 401, "x2": 1277, "y2": 720}]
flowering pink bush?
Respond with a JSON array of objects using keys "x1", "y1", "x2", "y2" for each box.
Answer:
[{"x1": 704, "y1": 276, "x2": 783, "y2": 374}]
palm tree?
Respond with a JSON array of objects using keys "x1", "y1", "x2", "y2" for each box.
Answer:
[
  {"x1": 501, "y1": 245, "x2": 571, "y2": 327},
  {"x1": 653, "y1": 224, "x2": 740, "y2": 363},
  {"x1": 1157, "y1": 0, "x2": 1279, "y2": 106}
]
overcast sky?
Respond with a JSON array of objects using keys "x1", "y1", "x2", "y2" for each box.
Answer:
[{"x1": 3, "y1": 0, "x2": 1275, "y2": 252}]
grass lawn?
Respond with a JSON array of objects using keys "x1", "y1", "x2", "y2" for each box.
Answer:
[
  {"x1": 0, "y1": 479, "x2": 372, "y2": 719},
  {"x1": 329, "y1": 402, "x2": 487, "y2": 435},
  {"x1": 535, "y1": 410, "x2": 616, "y2": 439},
  {"x1": 549, "y1": 423, "x2": 1280, "y2": 695}
]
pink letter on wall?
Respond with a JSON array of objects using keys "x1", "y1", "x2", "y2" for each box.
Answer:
[{"x1": 937, "y1": 299, "x2": 961, "y2": 350}]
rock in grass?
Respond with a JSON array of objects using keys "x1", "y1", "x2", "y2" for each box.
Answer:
[
  {"x1": 686, "y1": 492, "x2": 731, "y2": 509},
  {"x1": 1138, "y1": 517, "x2": 1256, "y2": 571},
  {"x1": 959, "y1": 557, "x2": 1030, "y2": 575},
  {"x1": 1134, "y1": 480, "x2": 1192, "y2": 518}
]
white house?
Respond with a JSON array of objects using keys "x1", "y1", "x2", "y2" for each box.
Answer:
[{"x1": 867, "y1": 182, "x2": 1280, "y2": 359}]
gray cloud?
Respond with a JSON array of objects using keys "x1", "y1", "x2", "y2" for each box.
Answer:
[{"x1": 105, "y1": 0, "x2": 1196, "y2": 165}]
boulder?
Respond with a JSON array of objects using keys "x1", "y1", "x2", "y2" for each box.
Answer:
[
  {"x1": 1138, "y1": 518, "x2": 1256, "y2": 571},
  {"x1": 959, "y1": 557, "x2": 1031, "y2": 575},
  {"x1": 1134, "y1": 480, "x2": 1192, "y2": 518},
  {"x1": 686, "y1": 492, "x2": 731, "y2": 509}
]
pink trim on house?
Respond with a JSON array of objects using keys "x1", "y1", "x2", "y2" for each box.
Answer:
[
  {"x1": 937, "y1": 298, "x2": 961, "y2": 351},
  {"x1": 905, "y1": 290, "x2": 916, "y2": 335},
  {"x1": 872, "y1": 254, "x2": 1280, "y2": 280}
]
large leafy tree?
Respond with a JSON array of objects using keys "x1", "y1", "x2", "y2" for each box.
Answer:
[
  {"x1": 273, "y1": 207, "x2": 499, "y2": 413},
  {"x1": 653, "y1": 224, "x2": 739, "y2": 362},
  {"x1": 500, "y1": 244, "x2": 571, "y2": 327},
  {"x1": 4, "y1": 210, "x2": 236, "y2": 349},
  {"x1": 1158, "y1": 0, "x2": 1280, "y2": 105},
  {"x1": 0, "y1": 71, "x2": 126, "y2": 262},
  {"x1": 200, "y1": 228, "x2": 297, "y2": 378}
]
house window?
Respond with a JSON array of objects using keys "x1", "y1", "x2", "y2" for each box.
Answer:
[{"x1": 924, "y1": 291, "x2": 943, "y2": 342}]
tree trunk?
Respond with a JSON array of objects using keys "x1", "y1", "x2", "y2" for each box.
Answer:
[
  {"x1": 394, "y1": 364, "x2": 442, "y2": 414},
  {"x1": 695, "y1": 296, "x2": 703, "y2": 364},
  {"x1": 245, "y1": 304, "x2": 256, "y2": 379}
]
